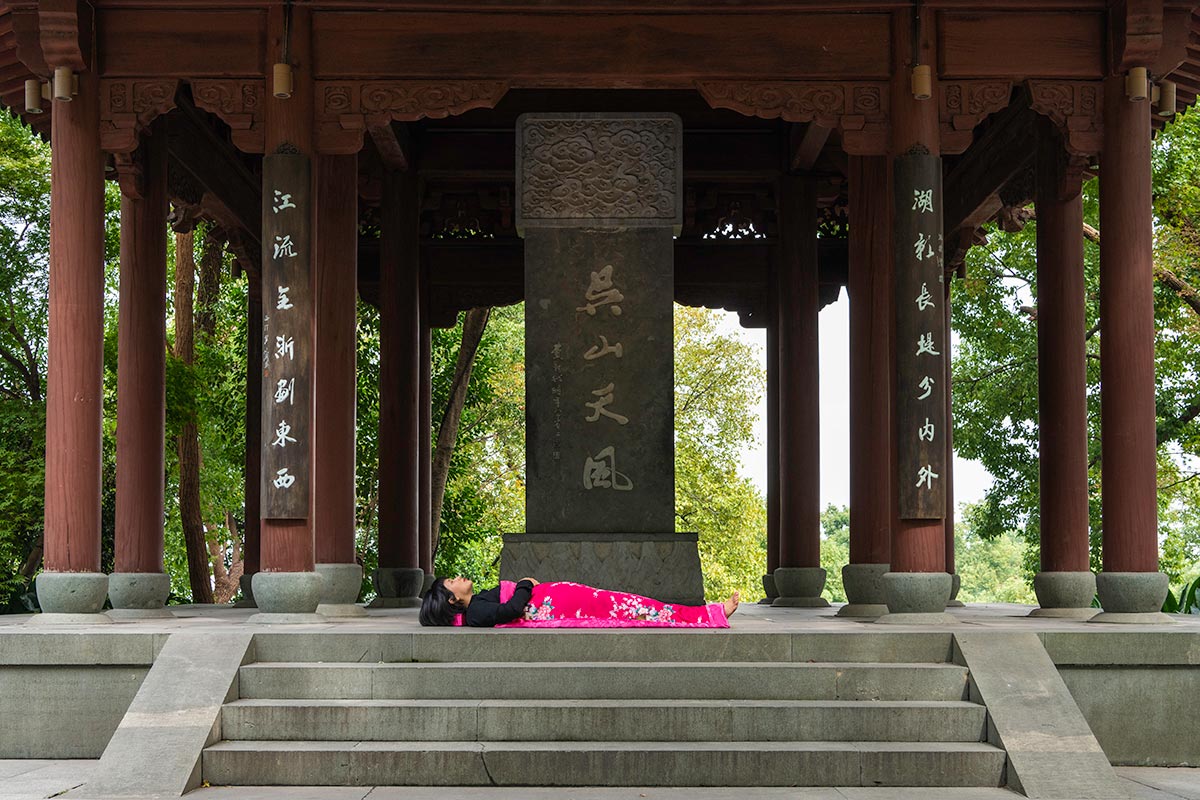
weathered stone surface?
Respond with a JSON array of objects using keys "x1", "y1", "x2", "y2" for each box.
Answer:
[
  {"x1": 1031, "y1": 571, "x2": 1098, "y2": 617},
  {"x1": 34, "y1": 571, "x2": 109, "y2": 616},
  {"x1": 107, "y1": 572, "x2": 171, "y2": 611},
  {"x1": 499, "y1": 532, "x2": 703, "y2": 605},
  {"x1": 251, "y1": 571, "x2": 324, "y2": 614},
  {"x1": 0, "y1": 666, "x2": 148, "y2": 757},
  {"x1": 956, "y1": 632, "x2": 1129, "y2": 797},
  {"x1": 773, "y1": 567, "x2": 829, "y2": 607},
  {"x1": 84, "y1": 631, "x2": 253, "y2": 797},
  {"x1": 883, "y1": 572, "x2": 953, "y2": 614}
]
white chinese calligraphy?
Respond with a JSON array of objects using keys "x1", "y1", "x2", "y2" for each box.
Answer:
[
  {"x1": 912, "y1": 188, "x2": 934, "y2": 214},
  {"x1": 276, "y1": 286, "x2": 294, "y2": 311},
  {"x1": 272, "y1": 419, "x2": 297, "y2": 448},
  {"x1": 584, "y1": 383, "x2": 630, "y2": 425},
  {"x1": 274, "y1": 378, "x2": 295, "y2": 405},
  {"x1": 918, "y1": 418, "x2": 935, "y2": 442},
  {"x1": 913, "y1": 232, "x2": 936, "y2": 261},
  {"x1": 915, "y1": 464, "x2": 939, "y2": 490},
  {"x1": 272, "y1": 467, "x2": 296, "y2": 489},
  {"x1": 916, "y1": 333, "x2": 941, "y2": 357},
  {"x1": 273, "y1": 234, "x2": 299, "y2": 260},
  {"x1": 583, "y1": 335, "x2": 624, "y2": 361},
  {"x1": 583, "y1": 446, "x2": 633, "y2": 491},
  {"x1": 576, "y1": 264, "x2": 625, "y2": 316},
  {"x1": 272, "y1": 190, "x2": 296, "y2": 214},
  {"x1": 917, "y1": 375, "x2": 935, "y2": 400},
  {"x1": 915, "y1": 282, "x2": 935, "y2": 311},
  {"x1": 275, "y1": 335, "x2": 295, "y2": 361}
]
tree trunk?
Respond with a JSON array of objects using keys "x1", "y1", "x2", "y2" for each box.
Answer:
[
  {"x1": 209, "y1": 510, "x2": 244, "y2": 604},
  {"x1": 174, "y1": 229, "x2": 213, "y2": 604},
  {"x1": 430, "y1": 307, "x2": 491, "y2": 561}
]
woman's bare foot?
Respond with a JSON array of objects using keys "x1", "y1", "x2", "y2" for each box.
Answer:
[{"x1": 723, "y1": 591, "x2": 740, "y2": 618}]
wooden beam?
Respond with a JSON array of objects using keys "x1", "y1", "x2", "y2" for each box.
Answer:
[
  {"x1": 168, "y1": 94, "x2": 262, "y2": 247},
  {"x1": 790, "y1": 123, "x2": 833, "y2": 172},
  {"x1": 943, "y1": 89, "x2": 1038, "y2": 263},
  {"x1": 368, "y1": 120, "x2": 411, "y2": 172},
  {"x1": 939, "y1": 12, "x2": 1104, "y2": 79}
]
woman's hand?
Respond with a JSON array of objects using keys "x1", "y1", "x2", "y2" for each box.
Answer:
[{"x1": 519, "y1": 577, "x2": 540, "y2": 586}]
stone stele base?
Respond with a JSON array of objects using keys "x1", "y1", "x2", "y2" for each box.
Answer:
[
  {"x1": 1030, "y1": 570, "x2": 1099, "y2": 619},
  {"x1": 500, "y1": 533, "x2": 705, "y2": 606},
  {"x1": 758, "y1": 573, "x2": 779, "y2": 605},
  {"x1": 368, "y1": 567, "x2": 425, "y2": 608},
  {"x1": 107, "y1": 572, "x2": 174, "y2": 619},
  {"x1": 876, "y1": 571, "x2": 955, "y2": 624},
  {"x1": 1091, "y1": 571, "x2": 1174, "y2": 624},
  {"x1": 29, "y1": 571, "x2": 111, "y2": 624},
  {"x1": 315, "y1": 562, "x2": 366, "y2": 618},
  {"x1": 247, "y1": 571, "x2": 325, "y2": 624},
  {"x1": 946, "y1": 573, "x2": 965, "y2": 607},
  {"x1": 772, "y1": 567, "x2": 829, "y2": 608},
  {"x1": 837, "y1": 563, "x2": 889, "y2": 618},
  {"x1": 232, "y1": 573, "x2": 257, "y2": 608}
]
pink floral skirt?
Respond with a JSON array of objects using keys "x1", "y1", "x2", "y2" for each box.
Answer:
[{"x1": 460, "y1": 580, "x2": 729, "y2": 628}]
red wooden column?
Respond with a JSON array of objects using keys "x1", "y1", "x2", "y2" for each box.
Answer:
[
  {"x1": 419, "y1": 296, "x2": 433, "y2": 581},
  {"x1": 943, "y1": 280, "x2": 962, "y2": 607},
  {"x1": 373, "y1": 168, "x2": 425, "y2": 606},
  {"x1": 762, "y1": 285, "x2": 780, "y2": 604},
  {"x1": 1094, "y1": 74, "x2": 1168, "y2": 621},
  {"x1": 36, "y1": 69, "x2": 110, "y2": 620},
  {"x1": 773, "y1": 174, "x2": 828, "y2": 607},
  {"x1": 880, "y1": 9, "x2": 950, "y2": 620},
  {"x1": 1031, "y1": 120, "x2": 1097, "y2": 617},
  {"x1": 840, "y1": 155, "x2": 892, "y2": 617},
  {"x1": 241, "y1": 275, "x2": 263, "y2": 605},
  {"x1": 312, "y1": 153, "x2": 365, "y2": 616},
  {"x1": 110, "y1": 125, "x2": 172, "y2": 617},
  {"x1": 252, "y1": 4, "x2": 322, "y2": 617}
]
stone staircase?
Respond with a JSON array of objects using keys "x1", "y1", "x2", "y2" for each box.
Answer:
[{"x1": 201, "y1": 631, "x2": 1007, "y2": 787}]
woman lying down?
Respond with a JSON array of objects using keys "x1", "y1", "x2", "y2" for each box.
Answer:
[{"x1": 419, "y1": 576, "x2": 740, "y2": 628}]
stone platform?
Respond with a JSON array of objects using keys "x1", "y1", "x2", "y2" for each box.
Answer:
[{"x1": 0, "y1": 603, "x2": 1197, "y2": 798}]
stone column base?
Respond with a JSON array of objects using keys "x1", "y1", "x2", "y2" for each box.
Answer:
[
  {"x1": 368, "y1": 567, "x2": 425, "y2": 608},
  {"x1": 315, "y1": 563, "x2": 366, "y2": 618},
  {"x1": 772, "y1": 567, "x2": 829, "y2": 607},
  {"x1": 1091, "y1": 571, "x2": 1173, "y2": 624},
  {"x1": 423, "y1": 573, "x2": 436, "y2": 595},
  {"x1": 246, "y1": 571, "x2": 325, "y2": 624},
  {"x1": 500, "y1": 533, "x2": 705, "y2": 606},
  {"x1": 876, "y1": 571, "x2": 955, "y2": 624},
  {"x1": 837, "y1": 563, "x2": 889, "y2": 618},
  {"x1": 107, "y1": 572, "x2": 174, "y2": 619},
  {"x1": 1030, "y1": 571, "x2": 1098, "y2": 618},
  {"x1": 758, "y1": 573, "x2": 779, "y2": 605},
  {"x1": 30, "y1": 572, "x2": 111, "y2": 624},
  {"x1": 232, "y1": 573, "x2": 257, "y2": 608},
  {"x1": 946, "y1": 573, "x2": 965, "y2": 607}
]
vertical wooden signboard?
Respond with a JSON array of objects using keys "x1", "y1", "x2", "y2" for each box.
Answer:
[
  {"x1": 894, "y1": 152, "x2": 946, "y2": 519},
  {"x1": 261, "y1": 153, "x2": 312, "y2": 519}
]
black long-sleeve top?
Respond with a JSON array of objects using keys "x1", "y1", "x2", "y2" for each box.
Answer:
[{"x1": 463, "y1": 579, "x2": 535, "y2": 627}]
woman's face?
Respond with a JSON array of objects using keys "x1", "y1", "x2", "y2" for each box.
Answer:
[{"x1": 444, "y1": 576, "x2": 473, "y2": 606}]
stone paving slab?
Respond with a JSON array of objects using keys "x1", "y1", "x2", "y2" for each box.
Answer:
[{"x1": 1119, "y1": 768, "x2": 1200, "y2": 799}]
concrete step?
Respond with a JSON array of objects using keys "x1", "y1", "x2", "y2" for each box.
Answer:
[
  {"x1": 202, "y1": 740, "x2": 1007, "y2": 787},
  {"x1": 237, "y1": 662, "x2": 971, "y2": 701},
  {"x1": 221, "y1": 698, "x2": 988, "y2": 743},
  {"x1": 250, "y1": 631, "x2": 956, "y2": 664}
]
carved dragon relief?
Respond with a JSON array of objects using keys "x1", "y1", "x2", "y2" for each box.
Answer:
[
  {"x1": 316, "y1": 81, "x2": 509, "y2": 153},
  {"x1": 694, "y1": 81, "x2": 890, "y2": 155},
  {"x1": 1027, "y1": 80, "x2": 1104, "y2": 157},
  {"x1": 99, "y1": 79, "x2": 179, "y2": 154},
  {"x1": 939, "y1": 81, "x2": 1012, "y2": 155},
  {"x1": 189, "y1": 79, "x2": 266, "y2": 154}
]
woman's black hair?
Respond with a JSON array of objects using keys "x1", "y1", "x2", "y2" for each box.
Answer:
[{"x1": 419, "y1": 577, "x2": 463, "y2": 627}]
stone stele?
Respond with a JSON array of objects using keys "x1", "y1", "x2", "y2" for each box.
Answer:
[{"x1": 505, "y1": 112, "x2": 702, "y2": 603}]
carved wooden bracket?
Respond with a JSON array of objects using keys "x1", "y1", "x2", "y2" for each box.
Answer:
[
  {"x1": 190, "y1": 79, "x2": 266, "y2": 154},
  {"x1": 694, "y1": 81, "x2": 890, "y2": 155},
  {"x1": 1027, "y1": 80, "x2": 1104, "y2": 157},
  {"x1": 939, "y1": 81, "x2": 1012, "y2": 154},
  {"x1": 315, "y1": 81, "x2": 510, "y2": 153},
  {"x1": 99, "y1": 79, "x2": 179, "y2": 154},
  {"x1": 6, "y1": 0, "x2": 89, "y2": 74},
  {"x1": 112, "y1": 150, "x2": 143, "y2": 200}
]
